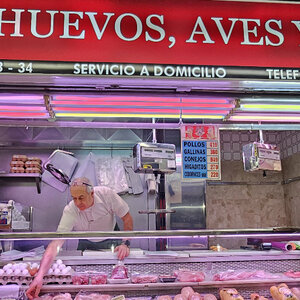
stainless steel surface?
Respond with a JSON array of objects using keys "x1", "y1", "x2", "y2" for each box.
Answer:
[
  {"x1": 206, "y1": 181, "x2": 281, "y2": 185},
  {"x1": 26, "y1": 252, "x2": 300, "y2": 266},
  {"x1": 0, "y1": 119, "x2": 182, "y2": 129},
  {"x1": 138, "y1": 209, "x2": 176, "y2": 214},
  {"x1": 166, "y1": 164, "x2": 206, "y2": 230},
  {"x1": 0, "y1": 228, "x2": 299, "y2": 240},
  {"x1": 0, "y1": 173, "x2": 42, "y2": 194},
  {"x1": 2, "y1": 120, "x2": 300, "y2": 131},
  {"x1": 0, "y1": 173, "x2": 41, "y2": 178}
]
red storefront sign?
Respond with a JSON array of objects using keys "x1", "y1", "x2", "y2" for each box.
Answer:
[{"x1": 0, "y1": 0, "x2": 299, "y2": 68}]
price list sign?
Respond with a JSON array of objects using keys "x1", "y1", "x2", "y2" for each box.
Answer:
[{"x1": 181, "y1": 125, "x2": 221, "y2": 180}]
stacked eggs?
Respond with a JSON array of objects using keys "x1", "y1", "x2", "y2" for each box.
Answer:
[
  {"x1": 0, "y1": 259, "x2": 72, "y2": 278},
  {"x1": 0, "y1": 262, "x2": 31, "y2": 277},
  {"x1": 47, "y1": 259, "x2": 72, "y2": 276}
]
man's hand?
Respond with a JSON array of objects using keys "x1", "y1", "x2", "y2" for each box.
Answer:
[
  {"x1": 26, "y1": 274, "x2": 44, "y2": 300},
  {"x1": 115, "y1": 244, "x2": 130, "y2": 260}
]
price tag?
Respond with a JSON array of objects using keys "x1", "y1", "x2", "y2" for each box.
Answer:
[{"x1": 181, "y1": 125, "x2": 221, "y2": 180}]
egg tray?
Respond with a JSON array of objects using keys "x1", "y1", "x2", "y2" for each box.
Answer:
[{"x1": 0, "y1": 274, "x2": 72, "y2": 285}]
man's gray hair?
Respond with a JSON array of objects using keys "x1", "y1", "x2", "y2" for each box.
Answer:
[{"x1": 70, "y1": 177, "x2": 94, "y2": 194}]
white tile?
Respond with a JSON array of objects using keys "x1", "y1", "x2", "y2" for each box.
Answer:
[
  {"x1": 222, "y1": 133, "x2": 231, "y2": 142},
  {"x1": 233, "y1": 153, "x2": 241, "y2": 161},
  {"x1": 292, "y1": 134, "x2": 297, "y2": 145},
  {"x1": 233, "y1": 142, "x2": 240, "y2": 152},
  {"x1": 268, "y1": 134, "x2": 276, "y2": 143},
  {"x1": 250, "y1": 133, "x2": 258, "y2": 142},
  {"x1": 293, "y1": 145, "x2": 298, "y2": 154},
  {"x1": 241, "y1": 134, "x2": 249, "y2": 142},
  {"x1": 224, "y1": 153, "x2": 232, "y2": 160},
  {"x1": 223, "y1": 142, "x2": 231, "y2": 152},
  {"x1": 232, "y1": 133, "x2": 240, "y2": 142}
]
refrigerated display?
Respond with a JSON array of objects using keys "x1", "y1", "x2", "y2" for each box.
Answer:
[{"x1": 0, "y1": 229, "x2": 299, "y2": 299}]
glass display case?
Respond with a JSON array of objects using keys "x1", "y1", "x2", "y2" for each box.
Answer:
[{"x1": 0, "y1": 228, "x2": 299, "y2": 300}]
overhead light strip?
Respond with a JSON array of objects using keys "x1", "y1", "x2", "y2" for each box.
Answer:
[
  {"x1": 241, "y1": 104, "x2": 300, "y2": 111},
  {"x1": 229, "y1": 114, "x2": 300, "y2": 122},
  {"x1": 55, "y1": 112, "x2": 225, "y2": 119},
  {"x1": 54, "y1": 95, "x2": 232, "y2": 104}
]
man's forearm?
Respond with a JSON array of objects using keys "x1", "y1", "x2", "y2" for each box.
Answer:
[
  {"x1": 37, "y1": 240, "x2": 64, "y2": 278},
  {"x1": 123, "y1": 213, "x2": 133, "y2": 231}
]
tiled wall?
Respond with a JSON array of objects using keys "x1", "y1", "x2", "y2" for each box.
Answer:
[
  {"x1": 280, "y1": 130, "x2": 300, "y2": 159},
  {"x1": 220, "y1": 130, "x2": 280, "y2": 161},
  {"x1": 220, "y1": 130, "x2": 300, "y2": 160},
  {"x1": 206, "y1": 129, "x2": 300, "y2": 229},
  {"x1": 282, "y1": 152, "x2": 300, "y2": 227}
]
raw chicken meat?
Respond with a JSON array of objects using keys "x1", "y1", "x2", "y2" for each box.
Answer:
[
  {"x1": 251, "y1": 293, "x2": 269, "y2": 300},
  {"x1": 111, "y1": 264, "x2": 128, "y2": 279},
  {"x1": 176, "y1": 270, "x2": 205, "y2": 282},
  {"x1": 90, "y1": 272, "x2": 107, "y2": 284},
  {"x1": 131, "y1": 273, "x2": 158, "y2": 283},
  {"x1": 34, "y1": 296, "x2": 53, "y2": 300},
  {"x1": 284, "y1": 270, "x2": 300, "y2": 278},
  {"x1": 52, "y1": 294, "x2": 72, "y2": 300},
  {"x1": 157, "y1": 296, "x2": 172, "y2": 300},
  {"x1": 213, "y1": 270, "x2": 280, "y2": 281},
  {"x1": 174, "y1": 294, "x2": 188, "y2": 300},
  {"x1": 181, "y1": 287, "x2": 195, "y2": 299},
  {"x1": 190, "y1": 292, "x2": 203, "y2": 300},
  {"x1": 203, "y1": 294, "x2": 217, "y2": 300},
  {"x1": 72, "y1": 273, "x2": 89, "y2": 285},
  {"x1": 75, "y1": 294, "x2": 111, "y2": 300},
  {"x1": 34, "y1": 294, "x2": 72, "y2": 300}
]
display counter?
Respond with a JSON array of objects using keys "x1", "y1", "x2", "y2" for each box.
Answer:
[{"x1": 0, "y1": 229, "x2": 299, "y2": 300}]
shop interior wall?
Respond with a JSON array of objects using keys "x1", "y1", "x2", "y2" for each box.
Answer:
[
  {"x1": 280, "y1": 131, "x2": 300, "y2": 228},
  {"x1": 0, "y1": 126, "x2": 298, "y2": 251},
  {"x1": 206, "y1": 130, "x2": 300, "y2": 231},
  {"x1": 0, "y1": 127, "x2": 157, "y2": 251}
]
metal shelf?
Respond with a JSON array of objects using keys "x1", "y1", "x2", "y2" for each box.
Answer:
[{"x1": 0, "y1": 173, "x2": 41, "y2": 194}]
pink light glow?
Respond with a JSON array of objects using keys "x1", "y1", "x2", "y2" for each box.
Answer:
[
  {"x1": 229, "y1": 114, "x2": 300, "y2": 122},
  {"x1": 181, "y1": 98, "x2": 230, "y2": 104},
  {"x1": 54, "y1": 96, "x2": 179, "y2": 102},
  {"x1": 54, "y1": 107, "x2": 229, "y2": 115},
  {"x1": 0, "y1": 106, "x2": 46, "y2": 112},
  {"x1": 52, "y1": 101, "x2": 234, "y2": 108},
  {"x1": 0, "y1": 95, "x2": 43, "y2": 100},
  {"x1": 0, "y1": 112, "x2": 48, "y2": 118},
  {"x1": 54, "y1": 95, "x2": 231, "y2": 104},
  {"x1": 55, "y1": 107, "x2": 180, "y2": 113}
]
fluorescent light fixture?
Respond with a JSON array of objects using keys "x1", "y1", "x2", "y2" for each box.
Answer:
[
  {"x1": 240, "y1": 104, "x2": 300, "y2": 112},
  {"x1": 0, "y1": 95, "x2": 44, "y2": 105},
  {"x1": 241, "y1": 97, "x2": 300, "y2": 103},
  {"x1": 52, "y1": 95, "x2": 234, "y2": 120},
  {"x1": 0, "y1": 112, "x2": 48, "y2": 119},
  {"x1": 55, "y1": 113, "x2": 181, "y2": 118},
  {"x1": 55, "y1": 113, "x2": 225, "y2": 119},
  {"x1": 230, "y1": 114, "x2": 300, "y2": 122},
  {"x1": 182, "y1": 115, "x2": 224, "y2": 119},
  {"x1": 0, "y1": 106, "x2": 47, "y2": 112},
  {"x1": 241, "y1": 81, "x2": 300, "y2": 92}
]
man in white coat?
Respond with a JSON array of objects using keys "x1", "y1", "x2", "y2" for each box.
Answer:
[{"x1": 26, "y1": 177, "x2": 133, "y2": 299}]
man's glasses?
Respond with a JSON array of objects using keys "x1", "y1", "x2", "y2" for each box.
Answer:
[{"x1": 71, "y1": 182, "x2": 93, "y2": 188}]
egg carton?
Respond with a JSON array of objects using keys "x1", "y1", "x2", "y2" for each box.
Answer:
[
  {"x1": 0, "y1": 274, "x2": 72, "y2": 285},
  {"x1": 43, "y1": 274, "x2": 72, "y2": 285},
  {"x1": 0, "y1": 274, "x2": 32, "y2": 285}
]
